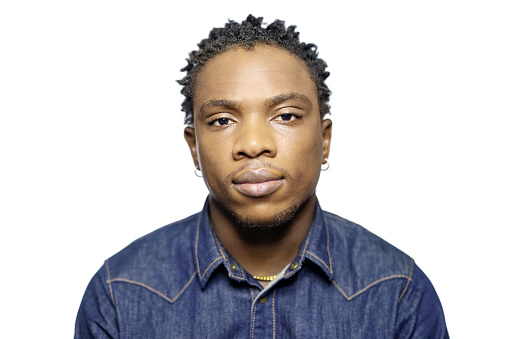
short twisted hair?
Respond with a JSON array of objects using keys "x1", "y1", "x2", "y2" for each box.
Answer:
[{"x1": 177, "y1": 15, "x2": 331, "y2": 125}]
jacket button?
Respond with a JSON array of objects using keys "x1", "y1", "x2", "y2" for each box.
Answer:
[
  {"x1": 230, "y1": 264, "x2": 237, "y2": 271},
  {"x1": 290, "y1": 262, "x2": 299, "y2": 270},
  {"x1": 260, "y1": 296, "x2": 268, "y2": 304}
]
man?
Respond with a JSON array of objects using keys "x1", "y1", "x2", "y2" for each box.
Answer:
[{"x1": 75, "y1": 15, "x2": 448, "y2": 338}]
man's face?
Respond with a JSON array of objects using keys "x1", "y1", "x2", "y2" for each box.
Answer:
[{"x1": 185, "y1": 44, "x2": 331, "y2": 227}]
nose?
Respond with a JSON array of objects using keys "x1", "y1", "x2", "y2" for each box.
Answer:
[{"x1": 232, "y1": 120, "x2": 277, "y2": 160}]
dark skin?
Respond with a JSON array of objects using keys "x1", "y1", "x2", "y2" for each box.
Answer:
[{"x1": 184, "y1": 45, "x2": 332, "y2": 287}]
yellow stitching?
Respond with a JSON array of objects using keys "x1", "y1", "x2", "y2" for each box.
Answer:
[
  {"x1": 194, "y1": 216, "x2": 202, "y2": 276},
  {"x1": 305, "y1": 251, "x2": 332, "y2": 273},
  {"x1": 230, "y1": 274, "x2": 246, "y2": 280},
  {"x1": 331, "y1": 280, "x2": 349, "y2": 299},
  {"x1": 172, "y1": 272, "x2": 197, "y2": 301},
  {"x1": 217, "y1": 242, "x2": 227, "y2": 261},
  {"x1": 237, "y1": 266, "x2": 246, "y2": 279},
  {"x1": 216, "y1": 235, "x2": 247, "y2": 280},
  {"x1": 194, "y1": 216, "x2": 223, "y2": 281},
  {"x1": 251, "y1": 302, "x2": 257, "y2": 339},
  {"x1": 283, "y1": 223, "x2": 313, "y2": 278},
  {"x1": 194, "y1": 212, "x2": 245, "y2": 282},
  {"x1": 236, "y1": 261, "x2": 246, "y2": 279},
  {"x1": 228, "y1": 259, "x2": 246, "y2": 280},
  {"x1": 107, "y1": 272, "x2": 197, "y2": 304},
  {"x1": 332, "y1": 274, "x2": 410, "y2": 301},
  {"x1": 299, "y1": 215, "x2": 334, "y2": 275},
  {"x1": 323, "y1": 214, "x2": 333, "y2": 272},
  {"x1": 250, "y1": 288, "x2": 255, "y2": 304},
  {"x1": 398, "y1": 259, "x2": 415, "y2": 302},
  {"x1": 199, "y1": 256, "x2": 222, "y2": 280},
  {"x1": 300, "y1": 229, "x2": 312, "y2": 262},
  {"x1": 104, "y1": 260, "x2": 115, "y2": 306},
  {"x1": 272, "y1": 289, "x2": 276, "y2": 339},
  {"x1": 218, "y1": 248, "x2": 247, "y2": 280},
  {"x1": 283, "y1": 227, "x2": 312, "y2": 278}
]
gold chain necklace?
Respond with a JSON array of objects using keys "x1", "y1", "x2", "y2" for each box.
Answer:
[{"x1": 253, "y1": 275, "x2": 277, "y2": 281}]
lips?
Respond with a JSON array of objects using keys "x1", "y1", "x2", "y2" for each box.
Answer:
[{"x1": 233, "y1": 168, "x2": 284, "y2": 197}]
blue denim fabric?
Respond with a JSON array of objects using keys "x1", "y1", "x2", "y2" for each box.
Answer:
[{"x1": 75, "y1": 199, "x2": 448, "y2": 338}]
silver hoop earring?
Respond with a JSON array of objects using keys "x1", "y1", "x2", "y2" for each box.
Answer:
[
  {"x1": 194, "y1": 166, "x2": 202, "y2": 177},
  {"x1": 321, "y1": 158, "x2": 329, "y2": 171}
]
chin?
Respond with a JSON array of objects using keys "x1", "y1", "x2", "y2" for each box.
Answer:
[{"x1": 229, "y1": 203, "x2": 298, "y2": 229}]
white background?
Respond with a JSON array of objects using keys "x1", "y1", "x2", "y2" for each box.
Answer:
[{"x1": 1, "y1": 1, "x2": 508, "y2": 337}]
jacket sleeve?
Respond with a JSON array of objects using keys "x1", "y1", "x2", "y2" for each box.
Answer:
[
  {"x1": 395, "y1": 263, "x2": 449, "y2": 338},
  {"x1": 75, "y1": 263, "x2": 119, "y2": 339}
]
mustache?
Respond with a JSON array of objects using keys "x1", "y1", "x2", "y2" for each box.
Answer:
[{"x1": 225, "y1": 160, "x2": 292, "y2": 185}]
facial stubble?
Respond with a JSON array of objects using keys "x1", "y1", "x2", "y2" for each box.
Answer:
[{"x1": 228, "y1": 202, "x2": 299, "y2": 230}]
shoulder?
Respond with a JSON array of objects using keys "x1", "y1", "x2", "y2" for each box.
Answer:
[
  {"x1": 395, "y1": 263, "x2": 449, "y2": 336},
  {"x1": 323, "y1": 211, "x2": 414, "y2": 298},
  {"x1": 323, "y1": 210, "x2": 448, "y2": 335},
  {"x1": 105, "y1": 212, "x2": 200, "y2": 294}
]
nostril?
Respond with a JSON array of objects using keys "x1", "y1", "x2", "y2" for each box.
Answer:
[{"x1": 233, "y1": 138, "x2": 277, "y2": 160}]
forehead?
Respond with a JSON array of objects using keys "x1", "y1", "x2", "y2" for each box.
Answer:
[{"x1": 193, "y1": 45, "x2": 318, "y2": 112}]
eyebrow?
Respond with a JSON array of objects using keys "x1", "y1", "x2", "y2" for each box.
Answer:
[
  {"x1": 264, "y1": 92, "x2": 312, "y2": 107},
  {"x1": 199, "y1": 92, "x2": 312, "y2": 114},
  {"x1": 200, "y1": 99, "x2": 241, "y2": 113}
]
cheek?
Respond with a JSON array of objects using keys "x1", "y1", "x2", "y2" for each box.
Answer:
[
  {"x1": 278, "y1": 129, "x2": 323, "y2": 185},
  {"x1": 196, "y1": 131, "x2": 225, "y2": 170},
  {"x1": 195, "y1": 138, "x2": 232, "y2": 193},
  {"x1": 195, "y1": 125, "x2": 236, "y2": 165},
  {"x1": 197, "y1": 149, "x2": 221, "y2": 180},
  {"x1": 279, "y1": 128, "x2": 323, "y2": 162}
]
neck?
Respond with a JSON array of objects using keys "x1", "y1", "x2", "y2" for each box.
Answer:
[{"x1": 208, "y1": 195, "x2": 317, "y2": 281}]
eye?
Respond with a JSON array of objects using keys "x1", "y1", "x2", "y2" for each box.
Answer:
[
  {"x1": 209, "y1": 117, "x2": 234, "y2": 126},
  {"x1": 274, "y1": 113, "x2": 301, "y2": 123}
]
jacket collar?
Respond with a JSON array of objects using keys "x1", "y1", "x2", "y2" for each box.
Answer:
[{"x1": 194, "y1": 198, "x2": 334, "y2": 288}]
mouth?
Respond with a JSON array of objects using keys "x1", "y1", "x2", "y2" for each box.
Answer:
[{"x1": 232, "y1": 168, "x2": 284, "y2": 197}]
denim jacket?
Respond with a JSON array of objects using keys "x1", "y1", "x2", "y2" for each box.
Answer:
[{"x1": 75, "y1": 200, "x2": 448, "y2": 338}]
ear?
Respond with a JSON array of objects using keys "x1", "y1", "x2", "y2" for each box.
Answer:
[
  {"x1": 184, "y1": 127, "x2": 199, "y2": 169},
  {"x1": 321, "y1": 119, "x2": 332, "y2": 162}
]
